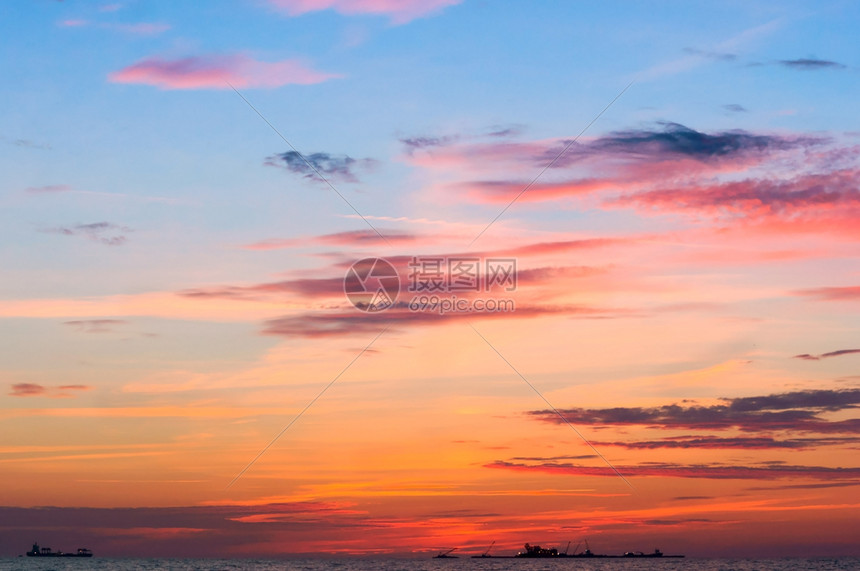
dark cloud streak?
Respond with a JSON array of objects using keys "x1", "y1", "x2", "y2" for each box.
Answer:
[
  {"x1": 265, "y1": 151, "x2": 374, "y2": 183},
  {"x1": 546, "y1": 122, "x2": 814, "y2": 166},
  {"x1": 63, "y1": 319, "x2": 128, "y2": 334},
  {"x1": 794, "y1": 349, "x2": 860, "y2": 361},
  {"x1": 779, "y1": 58, "x2": 846, "y2": 70},
  {"x1": 486, "y1": 459, "x2": 860, "y2": 481},
  {"x1": 593, "y1": 435, "x2": 860, "y2": 450},
  {"x1": 9, "y1": 383, "x2": 91, "y2": 398},
  {"x1": 684, "y1": 47, "x2": 737, "y2": 61},
  {"x1": 43, "y1": 222, "x2": 132, "y2": 246},
  {"x1": 528, "y1": 388, "x2": 860, "y2": 434}
]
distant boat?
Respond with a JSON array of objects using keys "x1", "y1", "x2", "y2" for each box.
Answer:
[
  {"x1": 516, "y1": 543, "x2": 563, "y2": 557},
  {"x1": 622, "y1": 548, "x2": 684, "y2": 558},
  {"x1": 434, "y1": 547, "x2": 458, "y2": 558},
  {"x1": 514, "y1": 541, "x2": 684, "y2": 559},
  {"x1": 25, "y1": 542, "x2": 93, "y2": 558},
  {"x1": 471, "y1": 540, "x2": 495, "y2": 558}
]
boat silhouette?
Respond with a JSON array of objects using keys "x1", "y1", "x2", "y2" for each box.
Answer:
[
  {"x1": 471, "y1": 540, "x2": 496, "y2": 558},
  {"x1": 516, "y1": 543, "x2": 565, "y2": 557},
  {"x1": 434, "y1": 547, "x2": 458, "y2": 558},
  {"x1": 431, "y1": 539, "x2": 684, "y2": 559},
  {"x1": 26, "y1": 542, "x2": 92, "y2": 558},
  {"x1": 475, "y1": 540, "x2": 684, "y2": 559}
]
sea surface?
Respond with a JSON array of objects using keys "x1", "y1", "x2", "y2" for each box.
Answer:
[{"x1": 0, "y1": 559, "x2": 857, "y2": 571}]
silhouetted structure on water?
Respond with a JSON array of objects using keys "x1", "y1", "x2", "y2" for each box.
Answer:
[{"x1": 25, "y1": 542, "x2": 92, "y2": 557}]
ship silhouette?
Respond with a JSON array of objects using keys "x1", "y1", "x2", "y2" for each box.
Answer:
[
  {"x1": 438, "y1": 539, "x2": 684, "y2": 559},
  {"x1": 25, "y1": 541, "x2": 93, "y2": 558},
  {"x1": 433, "y1": 547, "x2": 458, "y2": 558}
]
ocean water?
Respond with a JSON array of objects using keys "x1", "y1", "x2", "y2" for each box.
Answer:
[{"x1": 0, "y1": 558, "x2": 857, "y2": 571}]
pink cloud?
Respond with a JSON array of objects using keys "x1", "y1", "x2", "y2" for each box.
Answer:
[
  {"x1": 796, "y1": 286, "x2": 860, "y2": 301},
  {"x1": 114, "y1": 22, "x2": 170, "y2": 36},
  {"x1": 174, "y1": 232, "x2": 643, "y2": 338},
  {"x1": 109, "y1": 54, "x2": 340, "y2": 90},
  {"x1": 58, "y1": 17, "x2": 169, "y2": 36},
  {"x1": 60, "y1": 19, "x2": 88, "y2": 27},
  {"x1": 25, "y1": 184, "x2": 71, "y2": 194},
  {"x1": 267, "y1": 0, "x2": 461, "y2": 24},
  {"x1": 613, "y1": 170, "x2": 860, "y2": 218},
  {"x1": 405, "y1": 124, "x2": 850, "y2": 222},
  {"x1": 179, "y1": 276, "x2": 347, "y2": 301},
  {"x1": 242, "y1": 229, "x2": 421, "y2": 251},
  {"x1": 9, "y1": 383, "x2": 45, "y2": 397},
  {"x1": 733, "y1": 207, "x2": 860, "y2": 240},
  {"x1": 187, "y1": 236, "x2": 629, "y2": 304},
  {"x1": 261, "y1": 303, "x2": 621, "y2": 338},
  {"x1": 431, "y1": 137, "x2": 860, "y2": 239},
  {"x1": 458, "y1": 178, "x2": 619, "y2": 204},
  {"x1": 9, "y1": 383, "x2": 91, "y2": 398}
]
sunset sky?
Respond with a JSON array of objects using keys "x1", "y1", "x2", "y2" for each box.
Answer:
[{"x1": 1, "y1": 0, "x2": 859, "y2": 559}]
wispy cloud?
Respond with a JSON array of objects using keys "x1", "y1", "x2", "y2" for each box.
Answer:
[
  {"x1": 2, "y1": 136, "x2": 52, "y2": 150},
  {"x1": 265, "y1": 0, "x2": 462, "y2": 24},
  {"x1": 179, "y1": 276, "x2": 347, "y2": 301},
  {"x1": 42, "y1": 222, "x2": 132, "y2": 246},
  {"x1": 59, "y1": 19, "x2": 88, "y2": 27},
  {"x1": 486, "y1": 124, "x2": 525, "y2": 138},
  {"x1": 795, "y1": 286, "x2": 860, "y2": 302},
  {"x1": 8, "y1": 383, "x2": 45, "y2": 397},
  {"x1": 399, "y1": 124, "x2": 525, "y2": 156},
  {"x1": 25, "y1": 184, "x2": 181, "y2": 204},
  {"x1": 110, "y1": 54, "x2": 340, "y2": 90},
  {"x1": 486, "y1": 459, "x2": 860, "y2": 481},
  {"x1": 544, "y1": 122, "x2": 812, "y2": 165},
  {"x1": 683, "y1": 47, "x2": 737, "y2": 61},
  {"x1": 261, "y1": 303, "x2": 616, "y2": 338},
  {"x1": 593, "y1": 435, "x2": 860, "y2": 450},
  {"x1": 400, "y1": 135, "x2": 458, "y2": 154},
  {"x1": 634, "y1": 20, "x2": 782, "y2": 81},
  {"x1": 63, "y1": 319, "x2": 128, "y2": 333},
  {"x1": 175, "y1": 232, "x2": 635, "y2": 337},
  {"x1": 25, "y1": 184, "x2": 71, "y2": 194},
  {"x1": 528, "y1": 388, "x2": 860, "y2": 434},
  {"x1": 242, "y1": 229, "x2": 420, "y2": 250},
  {"x1": 614, "y1": 170, "x2": 860, "y2": 220},
  {"x1": 114, "y1": 22, "x2": 170, "y2": 35},
  {"x1": 59, "y1": 19, "x2": 170, "y2": 36},
  {"x1": 779, "y1": 58, "x2": 846, "y2": 70},
  {"x1": 264, "y1": 151, "x2": 374, "y2": 182},
  {"x1": 9, "y1": 383, "x2": 91, "y2": 398},
  {"x1": 794, "y1": 349, "x2": 860, "y2": 361},
  {"x1": 415, "y1": 123, "x2": 834, "y2": 215}
]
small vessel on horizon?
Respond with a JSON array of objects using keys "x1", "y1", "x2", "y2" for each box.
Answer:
[
  {"x1": 469, "y1": 541, "x2": 685, "y2": 559},
  {"x1": 622, "y1": 548, "x2": 683, "y2": 558},
  {"x1": 471, "y1": 540, "x2": 496, "y2": 558},
  {"x1": 433, "y1": 547, "x2": 458, "y2": 558},
  {"x1": 516, "y1": 543, "x2": 564, "y2": 557},
  {"x1": 25, "y1": 542, "x2": 93, "y2": 558}
]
